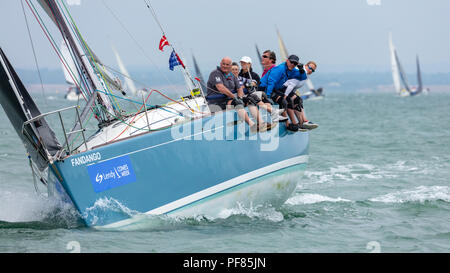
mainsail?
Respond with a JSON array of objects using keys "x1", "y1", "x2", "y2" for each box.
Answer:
[
  {"x1": 276, "y1": 27, "x2": 289, "y2": 61},
  {"x1": 0, "y1": 47, "x2": 61, "y2": 171},
  {"x1": 416, "y1": 55, "x2": 423, "y2": 93},
  {"x1": 389, "y1": 33, "x2": 402, "y2": 94},
  {"x1": 395, "y1": 50, "x2": 412, "y2": 93},
  {"x1": 255, "y1": 44, "x2": 264, "y2": 72},
  {"x1": 60, "y1": 40, "x2": 79, "y2": 86},
  {"x1": 192, "y1": 54, "x2": 207, "y2": 94},
  {"x1": 276, "y1": 27, "x2": 319, "y2": 95}
]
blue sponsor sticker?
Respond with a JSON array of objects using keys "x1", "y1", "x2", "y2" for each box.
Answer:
[{"x1": 87, "y1": 155, "x2": 137, "y2": 193}]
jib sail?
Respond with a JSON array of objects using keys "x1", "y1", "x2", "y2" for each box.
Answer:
[{"x1": 0, "y1": 47, "x2": 61, "y2": 171}]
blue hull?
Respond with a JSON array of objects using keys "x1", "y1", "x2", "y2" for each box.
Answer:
[{"x1": 48, "y1": 112, "x2": 309, "y2": 227}]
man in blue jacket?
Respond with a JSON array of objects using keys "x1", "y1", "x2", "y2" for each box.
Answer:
[{"x1": 259, "y1": 55, "x2": 303, "y2": 130}]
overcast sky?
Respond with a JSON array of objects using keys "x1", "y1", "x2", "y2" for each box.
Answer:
[{"x1": 1, "y1": 0, "x2": 449, "y2": 75}]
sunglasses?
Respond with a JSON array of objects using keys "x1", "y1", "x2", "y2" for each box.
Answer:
[
  {"x1": 308, "y1": 65, "x2": 315, "y2": 72},
  {"x1": 290, "y1": 61, "x2": 299, "y2": 66},
  {"x1": 262, "y1": 55, "x2": 270, "y2": 59}
]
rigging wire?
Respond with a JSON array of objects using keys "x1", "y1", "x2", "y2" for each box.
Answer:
[
  {"x1": 101, "y1": 0, "x2": 182, "y2": 96},
  {"x1": 20, "y1": 0, "x2": 47, "y2": 107},
  {"x1": 24, "y1": 0, "x2": 89, "y2": 102}
]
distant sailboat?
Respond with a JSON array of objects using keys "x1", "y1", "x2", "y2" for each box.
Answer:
[
  {"x1": 191, "y1": 53, "x2": 207, "y2": 95},
  {"x1": 389, "y1": 33, "x2": 427, "y2": 97},
  {"x1": 112, "y1": 45, "x2": 147, "y2": 98},
  {"x1": 112, "y1": 45, "x2": 137, "y2": 95},
  {"x1": 276, "y1": 27, "x2": 323, "y2": 100},
  {"x1": 255, "y1": 44, "x2": 264, "y2": 72}
]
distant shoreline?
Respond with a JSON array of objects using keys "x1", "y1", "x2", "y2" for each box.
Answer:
[{"x1": 25, "y1": 83, "x2": 450, "y2": 95}]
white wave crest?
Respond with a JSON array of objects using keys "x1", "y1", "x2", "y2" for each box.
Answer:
[
  {"x1": 217, "y1": 202, "x2": 284, "y2": 222},
  {"x1": 286, "y1": 193, "x2": 351, "y2": 205},
  {"x1": 83, "y1": 197, "x2": 139, "y2": 226},
  {"x1": 370, "y1": 186, "x2": 450, "y2": 203},
  {"x1": 304, "y1": 163, "x2": 393, "y2": 184}
]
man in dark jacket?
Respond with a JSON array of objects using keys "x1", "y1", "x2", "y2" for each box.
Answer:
[
  {"x1": 239, "y1": 56, "x2": 286, "y2": 122},
  {"x1": 206, "y1": 57, "x2": 271, "y2": 132}
]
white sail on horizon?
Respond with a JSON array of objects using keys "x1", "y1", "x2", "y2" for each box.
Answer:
[{"x1": 112, "y1": 45, "x2": 137, "y2": 96}]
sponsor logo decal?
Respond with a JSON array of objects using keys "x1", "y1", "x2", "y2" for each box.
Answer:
[{"x1": 87, "y1": 155, "x2": 136, "y2": 193}]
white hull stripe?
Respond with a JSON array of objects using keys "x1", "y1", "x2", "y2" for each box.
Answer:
[{"x1": 100, "y1": 154, "x2": 308, "y2": 229}]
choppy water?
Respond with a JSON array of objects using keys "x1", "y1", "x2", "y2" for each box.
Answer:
[{"x1": 1, "y1": 89, "x2": 450, "y2": 253}]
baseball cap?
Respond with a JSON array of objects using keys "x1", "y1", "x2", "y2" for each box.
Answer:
[
  {"x1": 240, "y1": 56, "x2": 252, "y2": 63},
  {"x1": 287, "y1": 55, "x2": 300, "y2": 63}
]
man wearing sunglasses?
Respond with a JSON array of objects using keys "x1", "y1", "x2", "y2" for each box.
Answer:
[
  {"x1": 258, "y1": 55, "x2": 303, "y2": 130},
  {"x1": 281, "y1": 61, "x2": 319, "y2": 131},
  {"x1": 261, "y1": 50, "x2": 277, "y2": 78},
  {"x1": 259, "y1": 55, "x2": 319, "y2": 131},
  {"x1": 206, "y1": 57, "x2": 272, "y2": 132}
]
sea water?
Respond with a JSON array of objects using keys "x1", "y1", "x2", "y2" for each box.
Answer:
[{"x1": 0, "y1": 89, "x2": 449, "y2": 253}]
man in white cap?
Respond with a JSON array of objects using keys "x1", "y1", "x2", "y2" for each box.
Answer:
[{"x1": 239, "y1": 56, "x2": 286, "y2": 122}]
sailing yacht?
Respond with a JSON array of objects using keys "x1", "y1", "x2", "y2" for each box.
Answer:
[
  {"x1": 0, "y1": 1, "x2": 310, "y2": 229},
  {"x1": 275, "y1": 27, "x2": 324, "y2": 100},
  {"x1": 389, "y1": 33, "x2": 427, "y2": 97}
]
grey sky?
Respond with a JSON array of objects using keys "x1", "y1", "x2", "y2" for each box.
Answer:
[{"x1": 1, "y1": 0, "x2": 449, "y2": 74}]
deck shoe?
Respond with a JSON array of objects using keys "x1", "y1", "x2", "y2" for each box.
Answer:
[
  {"x1": 300, "y1": 121, "x2": 318, "y2": 130},
  {"x1": 287, "y1": 123, "x2": 299, "y2": 132}
]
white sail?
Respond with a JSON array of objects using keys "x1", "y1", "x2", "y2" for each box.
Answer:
[
  {"x1": 112, "y1": 45, "x2": 137, "y2": 95},
  {"x1": 389, "y1": 32, "x2": 402, "y2": 94},
  {"x1": 276, "y1": 27, "x2": 323, "y2": 97},
  {"x1": 60, "y1": 40, "x2": 79, "y2": 86},
  {"x1": 416, "y1": 55, "x2": 423, "y2": 93},
  {"x1": 276, "y1": 27, "x2": 289, "y2": 61},
  {"x1": 306, "y1": 79, "x2": 315, "y2": 90}
]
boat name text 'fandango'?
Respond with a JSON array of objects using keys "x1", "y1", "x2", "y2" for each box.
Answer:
[{"x1": 71, "y1": 152, "x2": 101, "y2": 166}]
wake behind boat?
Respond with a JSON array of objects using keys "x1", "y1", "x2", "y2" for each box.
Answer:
[{"x1": 0, "y1": 0, "x2": 310, "y2": 229}]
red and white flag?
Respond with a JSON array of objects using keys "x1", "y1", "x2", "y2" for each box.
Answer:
[{"x1": 159, "y1": 35, "x2": 170, "y2": 51}]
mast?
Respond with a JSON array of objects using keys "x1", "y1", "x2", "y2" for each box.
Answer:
[{"x1": 38, "y1": 0, "x2": 116, "y2": 122}]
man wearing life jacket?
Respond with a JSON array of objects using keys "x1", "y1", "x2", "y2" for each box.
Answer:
[
  {"x1": 239, "y1": 56, "x2": 286, "y2": 122},
  {"x1": 206, "y1": 57, "x2": 272, "y2": 133},
  {"x1": 281, "y1": 61, "x2": 319, "y2": 130},
  {"x1": 259, "y1": 55, "x2": 302, "y2": 131}
]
